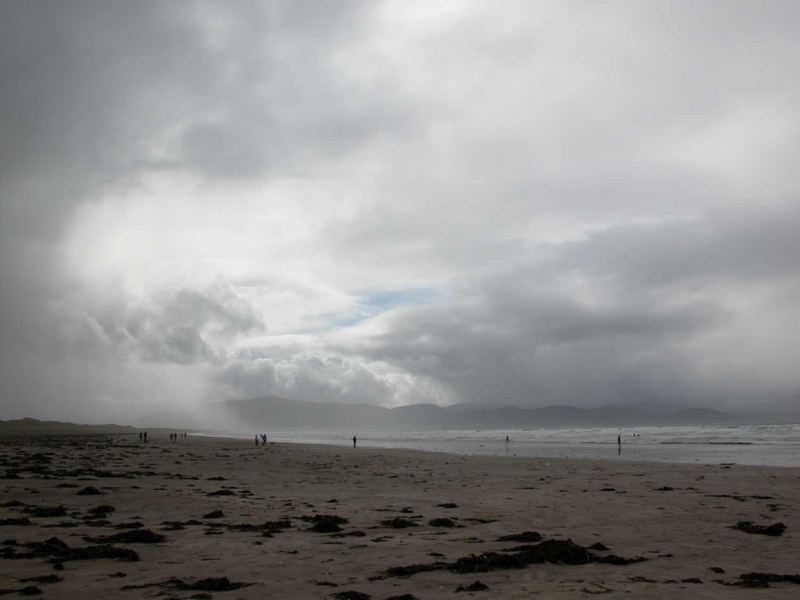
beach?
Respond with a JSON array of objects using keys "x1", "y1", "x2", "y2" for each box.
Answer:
[{"x1": 1, "y1": 434, "x2": 798, "y2": 599}]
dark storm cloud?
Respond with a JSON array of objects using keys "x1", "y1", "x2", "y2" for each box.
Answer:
[
  {"x1": 82, "y1": 285, "x2": 265, "y2": 365},
  {"x1": 0, "y1": 2, "x2": 212, "y2": 234},
  {"x1": 333, "y1": 245, "x2": 727, "y2": 408},
  {"x1": 554, "y1": 210, "x2": 800, "y2": 289},
  {"x1": 322, "y1": 208, "x2": 800, "y2": 409}
]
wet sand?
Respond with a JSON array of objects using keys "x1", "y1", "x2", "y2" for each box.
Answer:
[{"x1": 0, "y1": 433, "x2": 798, "y2": 598}]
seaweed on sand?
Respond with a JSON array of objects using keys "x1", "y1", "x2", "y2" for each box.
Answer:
[{"x1": 382, "y1": 539, "x2": 645, "y2": 578}]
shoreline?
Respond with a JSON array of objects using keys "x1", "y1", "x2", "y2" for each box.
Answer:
[
  {"x1": 188, "y1": 429, "x2": 800, "y2": 468},
  {"x1": 2, "y1": 427, "x2": 797, "y2": 470},
  {"x1": 223, "y1": 438, "x2": 800, "y2": 472}
]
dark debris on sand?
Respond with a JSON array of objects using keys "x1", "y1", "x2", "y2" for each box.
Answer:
[
  {"x1": 175, "y1": 576, "x2": 252, "y2": 591},
  {"x1": 456, "y1": 580, "x2": 489, "y2": 592},
  {"x1": 331, "y1": 592, "x2": 371, "y2": 600},
  {"x1": 19, "y1": 576, "x2": 61, "y2": 585},
  {"x1": 731, "y1": 521, "x2": 786, "y2": 536},
  {"x1": 380, "y1": 518, "x2": 418, "y2": 529},
  {"x1": 429, "y1": 518, "x2": 457, "y2": 528},
  {"x1": 383, "y1": 562, "x2": 448, "y2": 578},
  {"x1": 113, "y1": 521, "x2": 144, "y2": 530},
  {"x1": 223, "y1": 519, "x2": 292, "y2": 536},
  {"x1": 83, "y1": 529, "x2": 165, "y2": 544},
  {"x1": 0, "y1": 518, "x2": 32, "y2": 527},
  {"x1": 86, "y1": 505, "x2": 115, "y2": 518},
  {"x1": 0, "y1": 585, "x2": 42, "y2": 596},
  {"x1": 0, "y1": 537, "x2": 139, "y2": 563},
  {"x1": 301, "y1": 514, "x2": 349, "y2": 533},
  {"x1": 207, "y1": 489, "x2": 236, "y2": 496},
  {"x1": 588, "y1": 542, "x2": 609, "y2": 551},
  {"x1": 497, "y1": 531, "x2": 541, "y2": 543},
  {"x1": 24, "y1": 506, "x2": 66, "y2": 518},
  {"x1": 161, "y1": 519, "x2": 203, "y2": 531},
  {"x1": 123, "y1": 576, "x2": 252, "y2": 592},
  {"x1": 726, "y1": 572, "x2": 800, "y2": 588},
  {"x1": 383, "y1": 539, "x2": 644, "y2": 578}
]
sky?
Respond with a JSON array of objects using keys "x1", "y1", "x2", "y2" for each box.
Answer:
[{"x1": 1, "y1": 1, "x2": 799, "y2": 422}]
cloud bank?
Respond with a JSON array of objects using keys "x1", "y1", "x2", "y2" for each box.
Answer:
[{"x1": 2, "y1": 1, "x2": 799, "y2": 421}]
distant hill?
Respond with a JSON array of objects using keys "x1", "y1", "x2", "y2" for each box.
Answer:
[
  {"x1": 0, "y1": 418, "x2": 136, "y2": 436},
  {"x1": 203, "y1": 396, "x2": 738, "y2": 432},
  {"x1": 0, "y1": 401, "x2": 748, "y2": 436},
  {"x1": 735, "y1": 394, "x2": 800, "y2": 424}
]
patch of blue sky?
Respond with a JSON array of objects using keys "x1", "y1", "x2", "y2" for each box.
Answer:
[
  {"x1": 361, "y1": 289, "x2": 433, "y2": 311},
  {"x1": 323, "y1": 288, "x2": 440, "y2": 330}
]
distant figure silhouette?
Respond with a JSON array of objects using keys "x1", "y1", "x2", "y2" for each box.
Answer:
[
  {"x1": 260, "y1": 434, "x2": 267, "y2": 445},
  {"x1": 353, "y1": 435, "x2": 357, "y2": 448},
  {"x1": 254, "y1": 435, "x2": 259, "y2": 447},
  {"x1": 505, "y1": 435, "x2": 510, "y2": 443},
  {"x1": 143, "y1": 431, "x2": 147, "y2": 443}
]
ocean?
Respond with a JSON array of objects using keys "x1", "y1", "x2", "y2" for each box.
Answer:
[{"x1": 205, "y1": 423, "x2": 800, "y2": 467}]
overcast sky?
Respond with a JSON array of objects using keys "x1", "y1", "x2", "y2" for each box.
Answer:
[{"x1": 1, "y1": 1, "x2": 799, "y2": 421}]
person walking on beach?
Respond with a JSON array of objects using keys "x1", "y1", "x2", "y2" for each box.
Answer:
[
  {"x1": 353, "y1": 435, "x2": 357, "y2": 448},
  {"x1": 254, "y1": 435, "x2": 259, "y2": 447},
  {"x1": 261, "y1": 433, "x2": 267, "y2": 445}
]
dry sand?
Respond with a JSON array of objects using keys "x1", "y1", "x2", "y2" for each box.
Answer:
[{"x1": 0, "y1": 433, "x2": 798, "y2": 599}]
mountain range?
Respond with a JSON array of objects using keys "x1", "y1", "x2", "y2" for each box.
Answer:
[{"x1": 140, "y1": 396, "x2": 747, "y2": 431}]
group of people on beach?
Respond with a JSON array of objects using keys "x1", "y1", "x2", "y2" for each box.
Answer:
[
  {"x1": 137, "y1": 431, "x2": 187, "y2": 442},
  {"x1": 255, "y1": 433, "x2": 268, "y2": 446}
]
